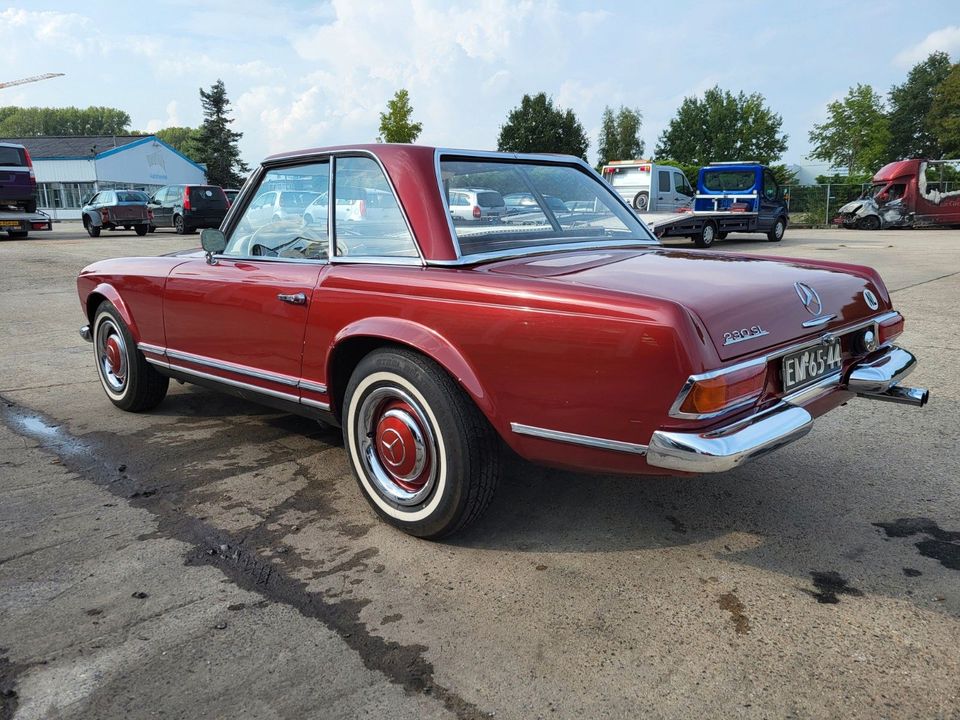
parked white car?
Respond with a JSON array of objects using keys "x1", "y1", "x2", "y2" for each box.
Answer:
[
  {"x1": 246, "y1": 190, "x2": 321, "y2": 227},
  {"x1": 448, "y1": 188, "x2": 507, "y2": 223},
  {"x1": 600, "y1": 161, "x2": 694, "y2": 212}
]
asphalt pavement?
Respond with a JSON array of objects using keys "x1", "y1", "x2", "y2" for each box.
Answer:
[{"x1": 1, "y1": 223, "x2": 958, "y2": 719}]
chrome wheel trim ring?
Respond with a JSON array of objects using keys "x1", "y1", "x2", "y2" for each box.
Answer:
[
  {"x1": 356, "y1": 386, "x2": 439, "y2": 507},
  {"x1": 96, "y1": 318, "x2": 128, "y2": 393}
]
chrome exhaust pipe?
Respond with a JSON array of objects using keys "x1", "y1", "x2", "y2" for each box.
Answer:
[{"x1": 857, "y1": 385, "x2": 929, "y2": 407}]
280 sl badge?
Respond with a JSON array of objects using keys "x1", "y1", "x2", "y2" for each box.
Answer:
[{"x1": 722, "y1": 325, "x2": 770, "y2": 345}]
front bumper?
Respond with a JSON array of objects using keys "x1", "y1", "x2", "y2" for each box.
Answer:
[{"x1": 646, "y1": 345, "x2": 928, "y2": 473}]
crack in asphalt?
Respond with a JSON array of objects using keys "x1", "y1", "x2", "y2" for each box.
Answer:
[{"x1": 0, "y1": 396, "x2": 492, "y2": 720}]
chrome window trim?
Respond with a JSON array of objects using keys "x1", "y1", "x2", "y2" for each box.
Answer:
[
  {"x1": 668, "y1": 311, "x2": 901, "y2": 420},
  {"x1": 510, "y1": 422, "x2": 648, "y2": 455},
  {"x1": 432, "y1": 148, "x2": 659, "y2": 266},
  {"x1": 221, "y1": 150, "x2": 425, "y2": 267}
]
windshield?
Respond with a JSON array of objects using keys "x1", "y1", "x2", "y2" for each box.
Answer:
[
  {"x1": 702, "y1": 170, "x2": 756, "y2": 192},
  {"x1": 441, "y1": 158, "x2": 654, "y2": 257},
  {"x1": 863, "y1": 184, "x2": 887, "y2": 199}
]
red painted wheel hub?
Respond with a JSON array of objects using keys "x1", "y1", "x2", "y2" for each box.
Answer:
[
  {"x1": 374, "y1": 400, "x2": 429, "y2": 491},
  {"x1": 105, "y1": 336, "x2": 124, "y2": 377}
]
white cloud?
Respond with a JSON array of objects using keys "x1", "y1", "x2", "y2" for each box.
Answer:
[
  {"x1": 145, "y1": 101, "x2": 182, "y2": 133},
  {"x1": 0, "y1": 8, "x2": 99, "y2": 57},
  {"x1": 894, "y1": 25, "x2": 960, "y2": 68}
]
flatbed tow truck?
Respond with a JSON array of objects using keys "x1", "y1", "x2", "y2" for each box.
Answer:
[
  {"x1": 637, "y1": 162, "x2": 789, "y2": 248},
  {"x1": 0, "y1": 204, "x2": 53, "y2": 239}
]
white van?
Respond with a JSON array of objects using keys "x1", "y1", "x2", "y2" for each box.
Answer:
[{"x1": 600, "y1": 160, "x2": 695, "y2": 212}]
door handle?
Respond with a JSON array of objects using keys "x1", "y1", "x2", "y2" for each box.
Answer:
[{"x1": 277, "y1": 292, "x2": 307, "y2": 305}]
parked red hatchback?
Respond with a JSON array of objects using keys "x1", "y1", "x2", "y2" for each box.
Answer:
[{"x1": 77, "y1": 144, "x2": 928, "y2": 538}]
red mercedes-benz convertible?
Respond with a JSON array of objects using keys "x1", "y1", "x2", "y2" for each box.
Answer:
[{"x1": 77, "y1": 145, "x2": 928, "y2": 537}]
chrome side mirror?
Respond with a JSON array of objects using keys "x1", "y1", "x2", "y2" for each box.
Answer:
[{"x1": 200, "y1": 228, "x2": 226, "y2": 265}]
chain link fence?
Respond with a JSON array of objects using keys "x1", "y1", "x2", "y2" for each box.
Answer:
[{"x1": 784, "y1": 181, "x2": 960, "y2": 227}]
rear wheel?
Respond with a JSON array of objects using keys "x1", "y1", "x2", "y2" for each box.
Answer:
[
  {"x1": 92, "y1": 301, "x2": 168, "y2": 412},
  {"x1": 343, "y1": 348, "x2": 502, "y2": 539},
  {"x1": 694, "y1": 222, "x2": 717, "y2": 248},
  {"x1": 767, "y1": 217, "x2": 786, "y2": 242},
  {"x1": 147, "y1": 224, "x2": 156, "y2": 233},
  {"x1": 633, "y1": 191, "x2": 649, "y2": 212},
  {"x1": 24, "y1": 199, "x2": 36, "y2": 214},
  {"x1": 174, "y1": 214, "x2": 186, "y2": 234},
  {"x1": 859, "y1": 215, "x2": 881, "y2": 231},
  {"x1": 134, "y1": 225, "x2": 148, "y2": 236},
  {"x1": 717, "y1": 231, "x2": 728, "y2": 240},
  {"x1": 7, "y1": 230, "x2": 28, "y2": 239}
]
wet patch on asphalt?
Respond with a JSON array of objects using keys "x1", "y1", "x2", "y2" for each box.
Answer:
[
  {"x1": 0, "y1": 652, "x2": 39, "y2": 720},
  {"x1": 874, "y1": 518, "x2": 960, "y2": 571},
  {"x1": 0, "y1": 395, "x2": 493, "y2": 720},
  {"x1": 717, "y1": 592, "x2": 750, "y2": 635},
  {"x1": 803, "y1": 571, "x2": 864, "y2": 604}
]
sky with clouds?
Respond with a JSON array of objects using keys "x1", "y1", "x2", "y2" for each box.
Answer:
[{"x1": 2, "y1": 1, "x2": 958, "y2": 170}]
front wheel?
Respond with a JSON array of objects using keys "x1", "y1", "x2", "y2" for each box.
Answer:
[
  {"x1": 92, "y1": 301, "x2": 169, "y2": 412},
  {"x1": 859, "y1": 215, "x2": 881, "y2": 231},
  {"x1": 86, "y1": 221, "x2": 101, "y2": 238},
  {"x1": 767, "y1": 217, "x2": 786, "y2": 242},
  {"x1": 343, "y1": 348, "x2": 502, "y2": 539}
]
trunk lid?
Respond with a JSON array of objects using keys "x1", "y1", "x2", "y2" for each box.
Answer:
[{"x1": 482, "y1": 249, "x2": 885, "y2": 361}]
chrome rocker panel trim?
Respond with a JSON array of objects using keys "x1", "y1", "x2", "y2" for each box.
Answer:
[{"x1": 510, "y1": 423, "x2": 648, "y2": 455}]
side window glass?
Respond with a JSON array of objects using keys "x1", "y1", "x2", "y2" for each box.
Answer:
[
  {"x1": 334, "y1": 156, "x2": 418, "y2": 259},
  {"x1": 764, "y1": 171, "x2": 779, "y2": 201},
  {"x1": 658, "y1": 170, "x2": 671, "y2": 193},
  {"x1": 223, "y1": 161, "x2": 330, "y2": 261},
  {"x1": 89, "y1": 193, "x2": 100, "y2": 206},
  {"x1": 674, "y1": 172, "x2": 691, "y2": 196}
]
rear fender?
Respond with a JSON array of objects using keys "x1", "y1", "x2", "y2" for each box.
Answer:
[{"x1": 329, "y1": 317, "x2": 492, "y2": 419}]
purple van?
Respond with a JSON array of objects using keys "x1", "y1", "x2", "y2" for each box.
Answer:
[{"x1": 0, "y1": 142, "x2": 37, "y2": 213}]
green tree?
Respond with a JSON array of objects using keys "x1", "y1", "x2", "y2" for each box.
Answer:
[
  {"x1": 928, "y1": 63, "x2": 960, "y2": 158},
  {"x1": 655, "y1": 86, "x2": 787, "y2": 166},
  {"x1": 154, "y1": 126, "x2": 199, "y2": 156},
  {"x1": 809, "y1": 84, "x2": 890, "y2": 175},
  {"x1": 497, "y1": 92, "x2": 589, "y2": 160},
  {"x1": 887, "y1": 52, "x2": 954, "y2": 160},
  {"x1": 597, "y1": 105, "x2": 644, "y2": 167},
  {"x1": 187, "y1": 80, "x2": 249, "y2": 187},
  {"x1": 0, "y1": 106, "x2": 131, "y2": 136},
  {"x1": 377, "y1": 89, "x2": 423, "y2": 143}
]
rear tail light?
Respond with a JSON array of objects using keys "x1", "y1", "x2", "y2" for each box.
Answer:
[
  {"x1": 877, "y1": 313, "x2": 904, "y2": 345},
  {"x1": 671, "y1": 362, "x2": 768, "y2": 418},
  {"x1": 147, "y1": 209, "x2": 154, "y2": 220},
  {"x1": 472, "y1": 205, "x2": 481, "y2": 219},
  {"x1": 100, "y1": 208, "x2": 110, "y2": 222},
  {"x1": 24, "y1": 148, "x2": 35, "y2": 182},
  {"x1": 182, "y1": 187, "x2": 191, "y2": 211}
]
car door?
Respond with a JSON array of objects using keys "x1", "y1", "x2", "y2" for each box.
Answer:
[
  {"x1": 161, "y1": 162, "x2": 331, "y2": 401},
  {"x1": 758, "y1": 169, "x2": 781, "y2": 230},
  {"x1": 150, "y1": 187, "x2": 171, "y2": 228},
  {"x1": 673, "y1": 171, "x2": 693, "y2": 209},
  {"x1": 655, "y1": 169, "x2": 673, "y2": 211}
]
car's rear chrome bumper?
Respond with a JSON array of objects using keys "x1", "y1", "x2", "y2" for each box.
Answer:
[{"x1": 646, "y1": 345, "x2": 928, "y2": 473}]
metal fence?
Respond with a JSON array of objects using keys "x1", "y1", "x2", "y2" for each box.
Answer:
[{"x1": 784, "y1": 182, "x2": 960, "y2": 226}]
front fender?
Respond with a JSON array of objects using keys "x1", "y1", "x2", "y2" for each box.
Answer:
[
  {"x1": 83, "y1": 282, "x2": 141, "y2": 341},
  {"x1": 329, "y1": 316, "x2": 493, "y2": 419}
]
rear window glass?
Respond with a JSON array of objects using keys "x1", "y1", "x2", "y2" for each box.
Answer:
[
  {"x1": 477, "y1": 192, "x2": 505, "y2": 207},
  {"x1": 702, "y1": 170, "x2": 756, "y2": 192},
  {"x1": 440, "y1": 158, "x2": 654, "y2": 257},
  {"x1": 116, "y1": 191, "x2": 148, "y2": 203},
  {"x1": 188, "y1": 186, "x2": 227, "y2": 207},
  {"x1": 0, "y1": 146, "x2": 25, "y2": 166}
]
